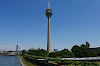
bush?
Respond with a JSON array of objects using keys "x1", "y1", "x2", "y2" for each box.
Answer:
[
  {"x1": 55, "y1": 59, "x2": 62, "y2": 64},
  {"x1": 60, "y1": 49, "x2": 74, "y2": 58},
  {"x1": 80, "y1": 61, "x2": 89, "y2": 66},
  {"x1": 27, "y1": 49, "x2": 48, "y2": 57},
  {"x1": 72, "y1": 61, "x2": 80, "y2": 65},
  {"x1": 92, "y1": 62, "x2": 98, "y2": 66},
  {"x1": 63, "y1": 60, "x2": 72, "y2": 65},
  {"x1": 49, "y1": 52, "x2": 60, "y2": 57}
]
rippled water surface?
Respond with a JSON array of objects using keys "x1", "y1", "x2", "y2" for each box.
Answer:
[{"x1": 0, "y1": 56, "x2": 22, "y2": 66}]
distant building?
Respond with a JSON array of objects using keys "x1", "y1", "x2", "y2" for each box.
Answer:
[
  {"x1": 29, "y1": 48, "x2": 35, "y2": 50},
  {"x1": 85, "y1": 41, "x2": 100, "y2": 51},
  {"x1": 90, "y1": 47, "x2": 100, "y2": 51},
  {"x1": 0, "y1": 51, "x2": 16, "y2": 55},
  {"x1": 38, "y1": 48, "x2": 41, "y2": 50},
  {"x1": 86, "y1": 41, "x2": 90, "y2": 47},
  {"x1": 54, "y1": 49, "x2": 58, "y2": 52},
  {"x1": 7, "y1": 51, "x2": 16, "y2": 55}
]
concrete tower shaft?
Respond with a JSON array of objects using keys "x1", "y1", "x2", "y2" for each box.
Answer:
[
  {"x1": 47, "y1": 17, "x2": 51, "y2": 53},
  {"x1": 45, "y1": 0, "x2": 53, "y2": 53}
]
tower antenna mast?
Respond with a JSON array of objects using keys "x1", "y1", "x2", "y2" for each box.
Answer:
[{"x1": 48, "y1": 0, "x2": 50, "y2": 9}]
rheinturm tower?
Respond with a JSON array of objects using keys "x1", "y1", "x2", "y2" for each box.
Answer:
[{"x1": 45, "y1": 0, "x2": 53, "y2": 53}]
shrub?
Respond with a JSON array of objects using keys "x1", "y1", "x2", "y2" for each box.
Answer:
[
  {"x1": 72, "y1": 61, "x2": 80, "y2": 65},
  {"x1": 55, "y1": 59, "x2": 62, "y2": 64},
  {"x1": 63, "y1": 60, "x2": 72, "y2": 65}
]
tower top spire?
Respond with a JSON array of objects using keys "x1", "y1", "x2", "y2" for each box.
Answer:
[{"x1": 48, "y1": 0, "x2": 50, "y2": 9}]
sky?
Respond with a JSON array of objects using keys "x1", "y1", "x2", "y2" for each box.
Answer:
[{"x1": 0, "y1": 0, "x2": 100, "y2": 51}]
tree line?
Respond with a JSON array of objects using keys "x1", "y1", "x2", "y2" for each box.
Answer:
[{"x1": 22, "y1": 43, "x2": 100, "y2": 58}]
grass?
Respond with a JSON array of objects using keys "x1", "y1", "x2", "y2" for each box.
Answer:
[
  {"x1": 97, "y1": 62, "x2": 100, "y2": 66},
  {"x1": 23, "y1": 54, "x2": 100, "y2": 66},
  {"x1": 21, "y1": 56, "x2": 38, "y2": 66}
]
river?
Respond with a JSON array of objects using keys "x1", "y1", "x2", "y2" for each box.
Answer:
[{"x1": 0, "y1": 56, "x2": 22, "y2": 66}]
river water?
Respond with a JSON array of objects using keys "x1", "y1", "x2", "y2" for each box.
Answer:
[{"x1": 0, "y1": 56, "x2": 22, "y2": 66}]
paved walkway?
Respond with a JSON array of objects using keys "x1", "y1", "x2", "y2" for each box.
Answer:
[{"x1": 20, "y1": 57, "x2": 26, "y2": 66}]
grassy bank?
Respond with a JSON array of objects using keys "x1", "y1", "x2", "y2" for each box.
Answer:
[
  {"x1": 21, "y1": 56, "x2": 38, "y2": 66},
  {"x1": 23, "y1": 54, "x2": 100, "y2": 66}
]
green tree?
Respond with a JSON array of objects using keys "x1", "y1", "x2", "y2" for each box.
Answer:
[
  {"x1": 27, "y1": 49, "x2": 37, "y2": 55},
  {"x1": 95, "y1": 49, "x2": 100, "y2": 56},
  {"x1": 71, "y1": 44, "x2": 97, "y2": 57},
  {"x1": 36, "y1": 49, "x2": 48, "y2": 57},
  {"x1": 71, "y1": 45, "x2": 80, "y2": 57},
  {"x1": 49, "y1": 49, "x2": 74, "y2": 58},
  {"x1": 22, "y1": 50, "x2": 27, "y2": 55},
  {"x1": 27, "y1": 49, "x2": 48, "y2": 57},
  {"x1": 59, "y1": 49, "x2": 74, "y2": 58},
  {"x1": 49, "y1": 52, "x2": 60, "y2": 57}
]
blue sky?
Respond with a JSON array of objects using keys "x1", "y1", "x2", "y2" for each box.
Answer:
[{"x1": 0, "y1": 0, "x2": 100, "y2": 50}]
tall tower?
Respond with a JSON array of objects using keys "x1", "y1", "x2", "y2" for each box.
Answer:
[
  {"x1": 45, "y1": 0, "x2": 53, "y2": 53},
  {"x1": 16, "y1": 44, "x2": 20, "y2": 55}
]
